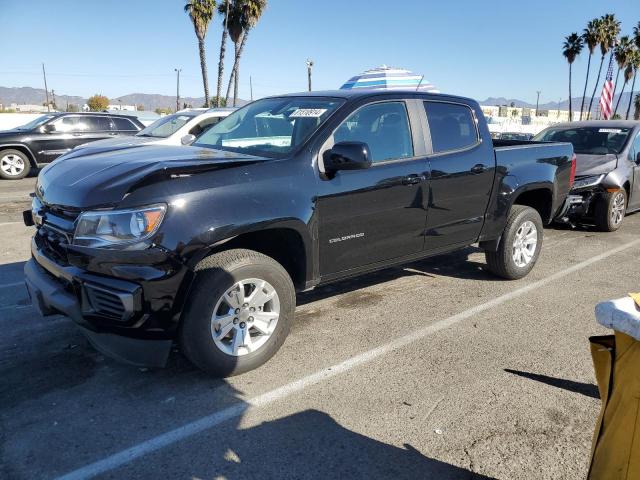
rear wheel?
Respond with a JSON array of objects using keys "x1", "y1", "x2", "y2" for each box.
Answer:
[
  {"x1": 179, "y1": 249, "x2": 295, "y2": 377},
  {"x1": 485, "y1": 205, "x2": 543, "y2": 280},
  {"x1": 0, "y1": 149, "x2": 31, "y2": 180},
  {"x1": 594, "y1": 189, "x2": 626, "y2": 232}
]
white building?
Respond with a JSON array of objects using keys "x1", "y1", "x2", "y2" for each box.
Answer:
[{"x1": 107, "y1": 104, "x2": 137, "y2": 111}]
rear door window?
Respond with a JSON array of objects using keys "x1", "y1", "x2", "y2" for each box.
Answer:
[
  {"x1": 423, "y1": 102, "x2": 479, "y2": 153},
  {"x1": 333, "y1": 101, "x2": 414, "y2": 163},
  {"x1": 112, "y1": 117, "x2": 138, "y2": 131},
  {"x1": 85, "y1": 116, "x2": 113, "y2": 132}
]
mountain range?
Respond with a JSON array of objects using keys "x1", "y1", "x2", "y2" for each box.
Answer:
[
  {"x1": 0, "y1": 86, "x2": 248, "y2": 111},
  {"x1": 0, "y1": 86, "x2": 636, "y2": 114}
]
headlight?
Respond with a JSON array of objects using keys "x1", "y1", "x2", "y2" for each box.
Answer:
[
  {"x1": 74, "y1": 204, "x2": 166, "y2": 248},
  {"x1": 572, "y1": 174, "x2": 605, "y2": 191}
]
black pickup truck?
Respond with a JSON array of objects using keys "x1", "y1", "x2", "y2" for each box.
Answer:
[{"x1": 23, "y1": 90, "x2": 575, "y2": 376}]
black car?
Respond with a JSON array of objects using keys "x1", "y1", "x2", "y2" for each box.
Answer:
[
  {"x1": 23, "y1": 90, "x2": 574, "y2": 376},
  {"x1": 534, "y1": 121, "x2": 640, "y2": 231},
  {"x1": 0, "y1": 112, "x2": 144, "y2": 180}
]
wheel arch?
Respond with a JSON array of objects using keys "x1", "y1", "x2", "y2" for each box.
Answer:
[{"x1": 0, "y1": 144, "x2": 37, "y2": 168}]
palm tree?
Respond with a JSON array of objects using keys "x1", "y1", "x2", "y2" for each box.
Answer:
[
  {"x1": 580, "y1": 20, "x2": 600, "y2": 120},
  {"x1": 223, "y1": 0, "x2": 245, "y2": 106},
  {"x1": 563, "y1": 33, "x2": 584, "y2": 121},
  {"x1": 215, "y1": 0, "x2": 230, "y2": 107},
  {"x1": 587, "y1": 14, "x2": 620, "y2": 118},
  {"x1": 634, "y1": 93, "x2": 640, "y2": 120},
  {"x1": 225, "y1": 0, "x2": 267, "y2": 107},
  {"x1": 613, "y1": 43, "x2": 636, "y2": 117},
  {"x1": 185, "y1": 0, "x2": 217, "y2": 106},
  {"x1": 612, "y1": 36, "x2": 633, "y2": 111},
  {"x1": 625, "y1": 49, "x2": 640, "y2": 119}
]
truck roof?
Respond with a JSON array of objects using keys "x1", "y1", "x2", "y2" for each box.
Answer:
[
  {"x1": 272, "y1": 89, "x2": 477, "y2": 105},
  {"x1": 548, "y1": 120, "x2": 640, "y2": 129}
]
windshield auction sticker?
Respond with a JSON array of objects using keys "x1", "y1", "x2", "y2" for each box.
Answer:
[
  {"x1": 289, "y1": 108, "x2": 328, "y2": 118},
  {"x1": 599, "y1": 128, "x2": 622, "y2": 133}
]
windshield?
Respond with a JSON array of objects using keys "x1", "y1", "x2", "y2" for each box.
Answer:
[
  {"x1": 138, "y1": 113, "x2": 196, "y2": 138},
  {"x1": 534, "y1": 126, "x2": 632, "y2": 155},
  {"x1": 15, "y1": 114, "x2": 57, "y2": 130},
  {"x1": 194, "y1": 97, "x2": 344, "y2": 158}
]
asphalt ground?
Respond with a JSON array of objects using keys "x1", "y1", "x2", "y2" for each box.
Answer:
[{"x1": 1, "y1": 176, "x2": 638, "y2": 479}]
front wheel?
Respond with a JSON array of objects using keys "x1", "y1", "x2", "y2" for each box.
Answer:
[
  {"x1": 180, "y1": 249, "x2": 295, "y2": 377},
  {"x1": 485, "y1": 205, "x2": 543, "y2": 280},
  {"x1": 0, "y1": 149, "x2": 31, "y2": 180},
  {"x1": 594, "y1": 189, "x2": 626, "y2": 232}
]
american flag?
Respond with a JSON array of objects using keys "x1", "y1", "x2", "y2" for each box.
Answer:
[{"x1": 599, "y1": 56, "x2": 615, "y2": 120}]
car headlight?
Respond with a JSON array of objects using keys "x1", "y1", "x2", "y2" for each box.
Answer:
[
  {"x1": 572, "y1": 174, "x2": 605, "y2": 191},
  {"x1": 73, "y1": 204, "x2": 166, "y2": 248}
]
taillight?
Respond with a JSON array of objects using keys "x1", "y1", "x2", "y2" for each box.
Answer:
[{"x1": 569, "y1": 154, "x2": 576, "y2": 188}]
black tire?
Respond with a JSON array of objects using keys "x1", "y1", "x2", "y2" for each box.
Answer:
[
  {"x1": 179, "y1": 249, "x2": 295, "y2": 377},
  {"x1": 594, "y1": 189, "x2": 626, "y2": 232},
  {"x1": 0, "y1": 149, "x2": 31, "y2": 180},
  {"x1": 485, "y1": 205, "x2": 543, "y2": 280}
]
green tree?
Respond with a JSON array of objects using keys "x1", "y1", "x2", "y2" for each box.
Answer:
[
  {"x1": 563, "y1": 33, "x2": 584, "y2": 121},
  {"x1": 67, "y1": 104, "x2": 79, "y2": 112},
  {"x1": 216, "y1": 0, "x2": 231, "y2": 107},
  {"x1": 624, "y1": 48, "x2": 640, "y2": 119},
  {"x1": 587, "y1": 14, "x2": 620, "y2": 118},
  {"x1": 155, "y1": 107, "x2": 173, "y2": 115},
  {"x1": 87, "y1": 94, "x2": 109, "y2": 111},
  {"x1": 580, "y1": 19, "x2": 600, "y2": 120},
  {"x1": 136, "y1": 104, "x2": 145, "y2": 111},
  {"x1": 627, "y1": 22, "x2": 640, "y2": 119},
  {"x1": 225, "y1": 0, "x2": 267, "y2": 107},
  {"x1": 611, "y1": 36, "x2": 633, "y2": 113},
  {"x1": 185, "y1": 0, "x2": 217, "y2": 106}
]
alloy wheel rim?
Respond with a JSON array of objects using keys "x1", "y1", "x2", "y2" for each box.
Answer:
[
  {"x1": 0, "y1": 154, "x2": 25, "y2": 176},
  {"x1": 610, "y1": 192, "x2": 625, "y2": 226},
  {"x1": 512, "y1": 220, "x2": 537, "y2": 268},
  {"x1": 211, "y1": 278, "x2": 280, "y2": 357}
]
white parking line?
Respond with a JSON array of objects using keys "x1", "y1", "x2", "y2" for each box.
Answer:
[
  {"x1": 56, "y1": 238, "x2": 640, "y2": 480},
  {"x1": 0, "y1": 281, "x2": 25, "y2": 289},
  {"x1": 0, "y1": 221, "x2": 24, "y2": 227}
]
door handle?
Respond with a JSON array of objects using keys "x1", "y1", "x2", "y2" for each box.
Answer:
[
  {"x1": 470, "y1": 164, "x2": 486, "y2": 174},
  {"x1": 402, "y1": 174, "x2": 425, "y2": 185}
]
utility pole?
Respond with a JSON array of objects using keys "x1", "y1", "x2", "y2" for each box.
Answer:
[
  {"x1": 249, "y1": 76, "x2": 254, "y2": 101},
  {"x1": 306, "y1": 59, "x2": 314, "y2": 92},
  {"x1": 42, "y1": 63, "x2": 50, "y2": 112},
  {"x1": 535, "y1": 90, "x2": 541, "y2": 114},
  {"x1": 174, "y1": 68, "x2": 181, "y2": 112},
  {"x1": 557, "y1": 97, "x2": 561, "y2": 118}
]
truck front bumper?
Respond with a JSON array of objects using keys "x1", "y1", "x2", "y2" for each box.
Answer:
[{"x1": 24, "y1": 237, "x2": 189, "y2": 367}]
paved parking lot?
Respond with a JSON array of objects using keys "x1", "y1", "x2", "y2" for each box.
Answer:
[{"x1": 1, "y1": 177, "x2": 638, "y2": 479}]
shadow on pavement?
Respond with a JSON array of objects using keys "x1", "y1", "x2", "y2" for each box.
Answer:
[
  {"x1": 0, "y1": 260, "x2": 26, "y2": 284},
  {"x1": 299, "y1": 247, "x2": 499, "y2": 306},
  {"x1": 504, "y1": 368, "x2": 599, "y2": 399},
  {"x1": 185, "y1": 409, "x2": 495, "y2": 480}
]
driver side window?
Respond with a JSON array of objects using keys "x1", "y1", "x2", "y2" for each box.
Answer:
[
  {"x1": 333, "y1": 102, "x2": 413, "y2": 163},
  {"x1": 631, "y1": 132, "x2": 640, "y2": 162}
]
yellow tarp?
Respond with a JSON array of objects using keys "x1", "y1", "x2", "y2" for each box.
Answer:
[{"x1": 588, "y1": 331, "x2": 640, "y2": 479}]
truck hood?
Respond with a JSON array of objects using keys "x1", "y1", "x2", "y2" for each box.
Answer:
[
  {"x1": 74, "y1": 136, "x2": 157, "y2": 150},
  {"x1": 575, "y1": 153, "x2": 618, "y2": 176},
  {"x1": 37, "y1": 145, "x2": 268, "y2": 209}
]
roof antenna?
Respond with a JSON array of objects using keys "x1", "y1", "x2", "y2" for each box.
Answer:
[{"x1": 416, "y1": 75, "x2": 424, "y2": 92}]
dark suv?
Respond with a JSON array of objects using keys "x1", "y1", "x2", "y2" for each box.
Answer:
[{"x1": 0, "y1": 112, "x2": 144, "y2": 179}]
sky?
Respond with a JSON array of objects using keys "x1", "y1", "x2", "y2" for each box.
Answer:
[{"x1": 0, "y1": 0, "x2": 638, "y2": 105}]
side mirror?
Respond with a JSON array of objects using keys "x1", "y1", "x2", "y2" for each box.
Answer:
[
  {"x1": 41, "y1": 124, "x2": 56, "y2": 134},
  {"x1": 181, "y1": 134, "x2": 196, "y2": 146},
  {"x1": 323, "y1": 141, "x2": 372, "y2": 173}
]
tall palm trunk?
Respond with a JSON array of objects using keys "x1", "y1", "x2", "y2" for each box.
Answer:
[
  {"x1": 198, "y1": 37, "x2": 210, "y2": 106},
  {"x1": 216, "y1": 2, "x2": 229, "y2": 107},
  {"x1": 225, "y1": 41, "x2": 240, "y2": 106},
  {"x1": 588, "y1": 55, "x2": 606, "y2": 119},
  {"x1": 580, "y1": 54, "x2": 592, "y2": 120},
  {"x1": 568, "y1": 63, "x2": 573, "y2": 121},
  {"x1": 232, "y1": 32, "x2": 248, "y2": 107},
  {"x1": 626, "y1": 72, "x2": 637, "y2": 120},
  {"x1": 613, "y1": 81, "x2": 627, "y2": 117}
]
